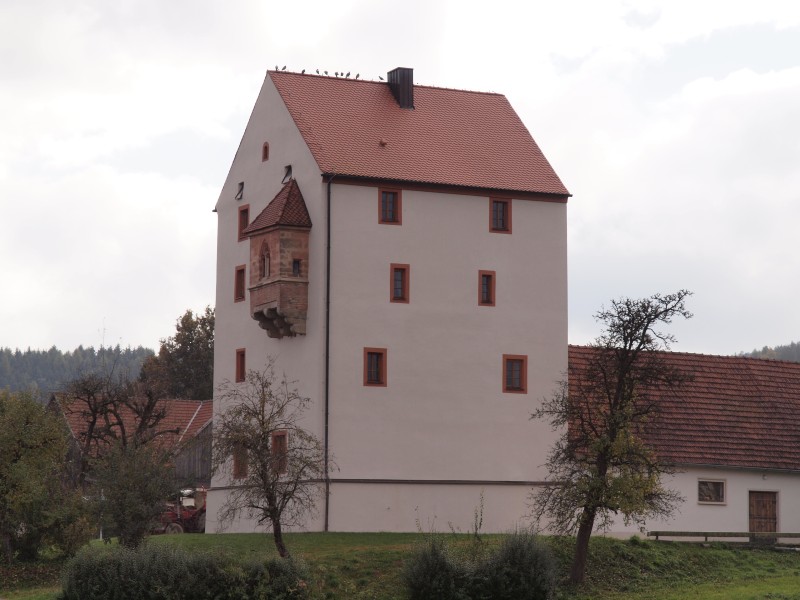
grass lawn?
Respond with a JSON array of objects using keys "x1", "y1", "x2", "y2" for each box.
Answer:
[{"x1": 3, "y1": 533, "x2": 800, "y2": 599}]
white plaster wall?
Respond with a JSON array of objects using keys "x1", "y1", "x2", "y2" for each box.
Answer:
[
  {"x1": 207, "y1": 74, "x2": 328, "y2": 534},
  {"x1": 606, "y1": 468, "x2": 800, "y2": 539}
]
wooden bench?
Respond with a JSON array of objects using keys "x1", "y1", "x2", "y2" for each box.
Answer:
[{"x1": 648, "y1": 531, "x2": 800, "y2": 542}]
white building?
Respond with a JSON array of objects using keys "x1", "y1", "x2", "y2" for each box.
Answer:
[{"x1": 207, "y1": 67, "x2": 571, "y2": 533}]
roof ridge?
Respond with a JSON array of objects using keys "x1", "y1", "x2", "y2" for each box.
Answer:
[{"x1": 568, "y1": 343, "x2": 800, "y2": 367}]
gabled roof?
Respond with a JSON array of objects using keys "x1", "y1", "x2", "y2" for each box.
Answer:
[
  {"x1": 51, "y1": 394, "x2": 212, "y2": 456},
  {"x1": 569, "y1": 345, "x2": 800, "y2": 472},
  {"x1": 243, "y1": 179, "x2": 311, "y2": 235},
  {"x1": 268, "y1": 71, "x2": 570, "y2": 197}
]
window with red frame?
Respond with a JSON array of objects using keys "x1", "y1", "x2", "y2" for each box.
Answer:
[
  {"x1": 390, "y1": 264, "x2": 409, "y2": 303},
  {"x1": 232, "y1": 444, "x2": 248, "y2": 479},
  {"x1": 235, "y1": 348, "x2": 246, "y2": 382},
  {"x1": 503, "y1": 354, "x2": 527, "y2": 393},
  {"x1": 271, "y1": 431, "x2": 288, "y2": 474},
  {"x1": 379, "y1": 189, "x2": 402, "y2": 224},
  {"x1": 238, "y1": 205, "x2": 250, "y2": 241},
  {"x1": 490, "y1": 198, "x2": 511, "y2": 233},
  {"x1": 234, "y1": 265, "x2": 246, "y2": 302},
  {"x1": 479, "y1": 270, "x2": 495, "y2": 306},
  {"x1": 364, "y1": 348, "x2": 387, "y2": 386}
]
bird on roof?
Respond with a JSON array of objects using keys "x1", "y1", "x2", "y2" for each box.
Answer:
[
  {"x1": 324, "y1": 70, "x2": 328, "y2": 75},
  {"x1": 355, "y1": 73, "x2": 360, "y2": 79},
  {"x1": 316, "y1": 69, "x2": 319, "y2": 74},
  {"x1": 301, "y1": 69, "x2": 305, "y2": 74},
  {"x1": 281, "y1": 65, "x2": 287, "y2": 70},
  {"x1": 378, "y1": 76, "x2": 384, "y2": 81},
  {"x1": 275, "y1": 65, "x2": 279, "y2": 70},
  {"x1": 346, "y1": 72, "x2": 350, "y2": 78}
]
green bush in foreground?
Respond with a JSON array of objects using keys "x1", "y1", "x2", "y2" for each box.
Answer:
[
  {"x1": 404, "y1": 532, "x2": 556, "y2": 600},
  {"x1": 58, "y1": 543, "x2": 311, "y2": 599}
]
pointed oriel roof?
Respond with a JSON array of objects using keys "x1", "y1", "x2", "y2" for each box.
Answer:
[{"x1": 243, "y1": 179, "x2": 312, "y2": 235}]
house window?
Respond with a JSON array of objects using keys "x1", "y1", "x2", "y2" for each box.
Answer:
[
  {"x1": 479, "y1": 270, "x2": 496, "y2": 306},
  {"x1": 292, "y1": 259, "x2": 301, "y2": 276},
  {"x1": 271, "y1": 431, "x2": 288, "y2": 475},
  {"x1": 503, "y1": 354, "x2": 527, "y2": 393},
  {"x1": 232, "y1": 444, "x2": 248, "y2": 479},
  {"x1": 379, "y1": 189, "x2": 402, "y2": 224},
  {"x1": 262, "y1": 142, "x2": 270, "y2": 162},
  {"x1": 259, "y1": 242, "x2": 270, "y2": 278},
  {"x1": 698, "y1": 480, "x2": 725, "y2": 504},
  {"x1": 390, "y1": 264, "x2": 409, "y2": 303},
  {"x1": 235, "y1": 181, "x2": 244, "y2": 201},
  {"x1": 490, "y1": 198, "x2": 511, "y2": 233},
  {"x1": 235, "y1": 348, "x2": 246, "y2": 382},
  {"x1": 234, "y1": 265, "x2": 246, "y2": 302},
  {"x1": 238, "y1": 205, "x2": 250, "y2": 241},
  {"x1": 364, "y1": 348, "x2": 387, "y2": 387}
]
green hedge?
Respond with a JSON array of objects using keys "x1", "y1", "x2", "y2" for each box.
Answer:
[
  {"x1": 58, "y1": 543, "x2": 311, "y2": 600},
  {"x1": 405, "y1": 532, "x2": 557, "y2": 600}
]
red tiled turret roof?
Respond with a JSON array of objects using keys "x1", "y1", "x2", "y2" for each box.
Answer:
[
  {"x1": 268, "y1": 71, "x2": 570, "y2": 197},
  {"x1": 243, "y1": 178, "x2": 311, "y2": 235},
  {"x1": 569, "y1": 345, "x2": 800, "y2": 472}
]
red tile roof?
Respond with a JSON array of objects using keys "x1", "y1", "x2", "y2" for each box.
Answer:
[
  {"x1": 569, "y1": 345, "x2": 800, "y2": 472},
  {"x1": 268, "y1": 71, "x2": 570, "y2": 197},
  {"x1": 52, "y1": 394, "x2": 212, "y2": 456},
  {"x1": 243, "y1": 179, "x2": 311, "y2": 235}
]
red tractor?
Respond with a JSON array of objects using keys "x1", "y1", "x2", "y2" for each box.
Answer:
[{"x1": 154, "y1": 488, "x2": 207, "y2": 534}]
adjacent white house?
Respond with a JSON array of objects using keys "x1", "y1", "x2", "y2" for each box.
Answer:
[
  {"x1": 568, "y1": 346, "x2": 800, "y2": 539},
  {"x1": 207, "y1": 67, "x2": 571, "y2": 533}
]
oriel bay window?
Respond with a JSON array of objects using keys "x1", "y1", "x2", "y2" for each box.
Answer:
[
  {"x1": 503, "y1": 354, "x2": 527, "y2": 393},
  {"x1": 390, "y1": 264, "x2": 409, "y2": 303},
  {"x1": 364, "y1": 348, "x2": 387, "y2": 387}
]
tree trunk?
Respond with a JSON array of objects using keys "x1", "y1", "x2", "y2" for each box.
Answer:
[
  {"x1": 272, "y1": 519, "x2": 289, "y2": 558},
  {"x1": 570, "y1": 507, "x2": 596, "y2": 585}
]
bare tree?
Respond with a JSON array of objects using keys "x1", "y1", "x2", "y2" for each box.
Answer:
[
  {"x1": 213, "y1": 361, "x2": 328, "y2": 558},
  {"x1": 531, "y1": 290, "x2": 692, "y2": 584}
]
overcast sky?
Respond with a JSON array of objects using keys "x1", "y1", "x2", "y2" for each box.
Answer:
[{"x1": 2, "y1": 0, "x2": 799, "y2": 356}]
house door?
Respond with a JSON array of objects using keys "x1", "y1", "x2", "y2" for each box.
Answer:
[{"x1": 749, "y1": 491, "x2": 777, "y2": 539}]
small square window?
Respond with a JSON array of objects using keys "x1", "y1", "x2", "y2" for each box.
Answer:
[
  {"x1": 292, "y1": 259, "x2": 301, "y2": 276},
  {"x1": 390, "y1": 264, "x2": 409, "y2": 303},
  {"x1": 235, "y1": 348, "x2": 246, "y2": 383},
  {"x1": 698, "y1": 480, "x2": 725, "y2": 504},
  {"x1": 364, "y1": 348, "x2": 387, "y2": 387},
  {"x1": 503, "y1": 354, "x2": 527, "y2": 393},
  {"x1": 379, "y1": 189, "x2": 402, "y2": 224},
  {"x1": 238, "y1": 205, "x2": 250, "y2": 241},
  {"x1": 234, "y1": 265, "x2": 246, "y2": 302},
  {"x1": 479, "y1": 270, "x2": 496, "y2": 306},
  {"x1": 235, "y1": 181, "x2": 244, "y2": 201},
  {"x1": 271, "y1": 431, "x2": 288, "y2": 475},
  {"x1": 490, "y1": 198, "x2": 512, "y2": 233},
  {"x1": 232, "y1": 443, "x2": 248, "y2": 479}
]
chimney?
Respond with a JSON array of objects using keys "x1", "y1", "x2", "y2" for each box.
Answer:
[{"x1": 387, "y1": 67, "x2": 414, "y2": 109}]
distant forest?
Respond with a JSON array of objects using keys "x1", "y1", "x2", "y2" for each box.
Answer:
[
  {"x1": 740, "y1": 341, "x2": 800, "y2": 363},
  {"x1": 0, "y1": 345, "x2": 154, "y2": 397}
]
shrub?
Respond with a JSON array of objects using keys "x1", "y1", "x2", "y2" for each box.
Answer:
[
  {"x1": 471, "y1": 532, "x2": 557, "y2": 600},
  {"x1": 59, "y1": 543, "x2": 312, "y2": 600},
  {"x1": 404, "y1": 532, "x2": 557, "y2": 600},
  {"x1": 404, "y1": 537, "x2": 469, "y2": 600}
]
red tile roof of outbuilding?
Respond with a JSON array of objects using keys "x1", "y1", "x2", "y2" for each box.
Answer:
[
  {"x1": 243, "y1": 179, "x2": 311, "y2": 235},
  {"x1": 268, "y1": 71, "x2": 570, "y2": 197},
  {"x1": 569, "y1": 345, "x2": 800, "y2": 472}
]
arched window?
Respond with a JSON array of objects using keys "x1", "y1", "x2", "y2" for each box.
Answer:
[{"x1": 259, "y1": 242, "x2": 270, "y2": 278}]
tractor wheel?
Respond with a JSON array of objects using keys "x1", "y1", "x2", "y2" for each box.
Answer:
[{"x1": 165, "y1": 522, "x2": 184, "y2": 534}]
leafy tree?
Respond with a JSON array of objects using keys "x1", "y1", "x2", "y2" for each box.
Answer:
[
  {"x1": 213, "y1": 361, "x2": 328, "y2": 558},
  {"x1": 0, "y1": 391, "x2": 70, "y2": 560},
  {"x1": 139, "y1": 307, "x2": 214, "y2": 400},
  {"x1": 62, "y1": 372, "x2": 180, "y2": 547},
  {"x1": 531, "y1": 290, "x2": 692, "y2": 584}
]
